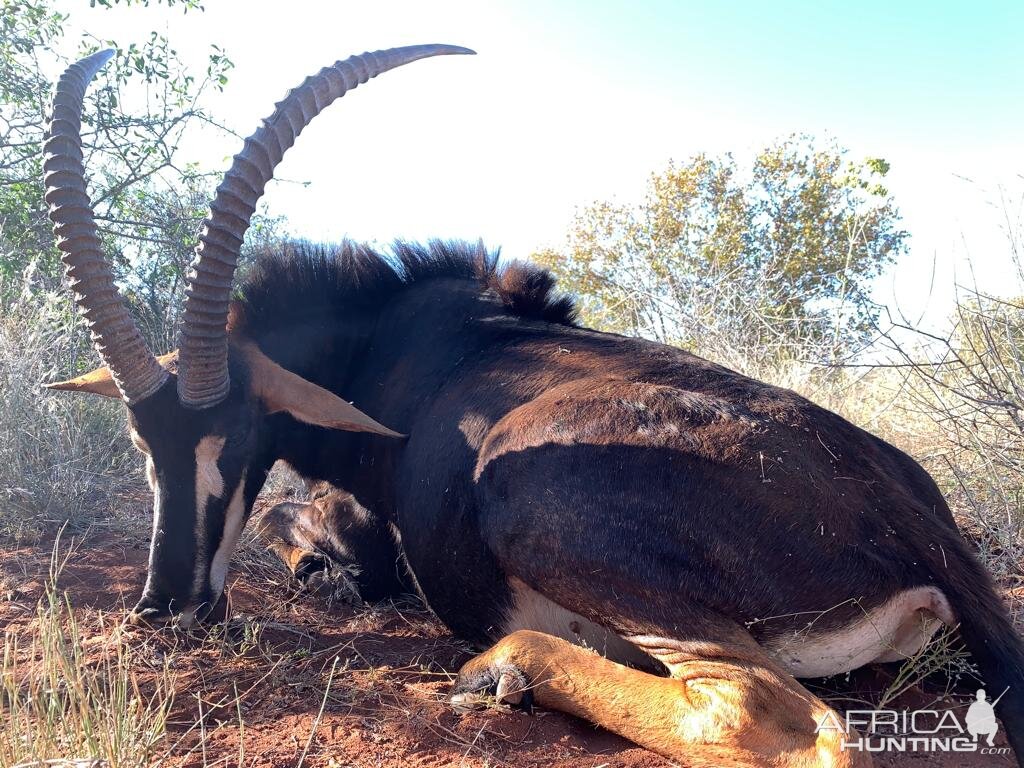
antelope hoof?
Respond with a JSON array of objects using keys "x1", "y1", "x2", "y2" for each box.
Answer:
[
  {"x1": 293, "y1": 552, "x2": 329, "y2": 586},
  {"x1": 451, "y1": 664, "x2": 533, "y2": 713},
  {"x1": 451, "y1": 636, "x2": 541, "y2": 713}
]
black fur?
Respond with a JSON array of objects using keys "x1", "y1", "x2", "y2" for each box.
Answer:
[
  {"x1": 128, "y1": 364, "x2": 271, "y2": 620},
  {"x1": 235, "y1": 239, "x2": 576, "y2": 342}
]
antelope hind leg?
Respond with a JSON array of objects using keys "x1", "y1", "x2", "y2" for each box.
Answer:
[{"x1": 451, "y1": 629, "x2": 869, "y2": 768}]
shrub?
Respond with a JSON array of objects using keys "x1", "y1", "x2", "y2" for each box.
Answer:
[{"x1": 0, "y1": 276, "x2": 141, "y2": 542}]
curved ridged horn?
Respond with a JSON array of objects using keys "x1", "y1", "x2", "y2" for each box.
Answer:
[
  {"x1": 178, "y1": 44, "x2": 476, "y2": 408},
  {"x1": 43, "y1": 49, "x2": 169, "y2": 405}
]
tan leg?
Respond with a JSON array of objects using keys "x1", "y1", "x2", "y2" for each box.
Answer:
[
  {"x1": 451, "y1": 630, "x2": 869, "y2": 768},
  {"x1": 265, "y1": 538, "x2": 327, "y2": 581},
  {"x1": 257, "y1": 501, "x2": 330, "y2": 583},
  {"x1": 258, "y1": 491, "x2": 410, "y2": 601}
]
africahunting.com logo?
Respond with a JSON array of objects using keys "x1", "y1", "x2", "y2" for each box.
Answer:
[{"x1": 816, "y1": 688, "x2": 1011, "y2": 756}]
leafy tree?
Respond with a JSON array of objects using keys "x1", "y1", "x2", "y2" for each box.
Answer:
[
  {"x1": 533, "y1": 137, "x2": 907, "y2": 369},
  {"x1": 0, "y1": 0, "x2": 240, "y2": 338},
  {"x1": 0, "y1": 0, "x2": 290, "y2": 362}
]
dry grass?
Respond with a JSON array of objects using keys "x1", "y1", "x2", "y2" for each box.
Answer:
[
  {"x1": 0, "y1": 535, "x2": 174, "y2": 768},
  {"x1": 0, "y1": 532, "x2": 368, "y2": 768},
  {"x1": 0, "y1": 288, "x2": 142, "y2": 544}
]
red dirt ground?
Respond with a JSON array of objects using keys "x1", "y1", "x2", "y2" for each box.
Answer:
[{"x1": 0, "y1": 525, "x2": 1017, "y2": 768}]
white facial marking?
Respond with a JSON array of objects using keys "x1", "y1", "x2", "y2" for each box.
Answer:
[
  {"x1": 144, "y1": 456, "x2": 157, "y2": 491},
  {"x1": 129, "y1": 428, "x2": 151, "y2": 455},
  {"x1": 141, "y1": 457, "x2": 164, "y2": 597},
  {"x1": 132, "y1": 432, "x2": 160, "y2": 584},
  {"x1": 195, "y1": 436, "x2": 226, "y2": 506},
  {"x1": 191, "y1": 436, "x2": 226, "y2": 602},
  {"x1": 208, "y1": 470, "x2": 248, "y2": 598}
]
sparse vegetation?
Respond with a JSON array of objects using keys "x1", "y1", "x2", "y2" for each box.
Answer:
[
  {"x1": 0, "y1": 285, "x2": 139, "y2": 542},
  {"x1": 883, "y1": 272, "x2": 1024, "y2": 621},
  {"x1": 0, "y1": 0, "x2": 1021, "y2": 764},
  {"x1": 0, "y1": 537, "x2": 175, "y2": 768}
]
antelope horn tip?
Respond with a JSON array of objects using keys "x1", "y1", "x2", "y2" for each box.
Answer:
[
  {"x1": 437, "y1": 44, "x2": 476, "y2": 55},
  {"x1": 75, "y1": 48, "x2": 116, "y2": 78}
]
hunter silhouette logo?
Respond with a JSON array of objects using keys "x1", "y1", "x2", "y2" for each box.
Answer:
[
  {"x1": 816, "y1": 687, "x2": 1011, "y2": 755},
  {"x1": 966, "y1": 689, "x2": 1001, "y2": 747}
]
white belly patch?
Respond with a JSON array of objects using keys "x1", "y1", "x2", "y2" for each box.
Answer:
[
  {"x1": 763, "y1": 586, "x2": 954, "y2": 678},
  {"x1": 503, "y1": 578, "x2": 660, "y2": 672}
]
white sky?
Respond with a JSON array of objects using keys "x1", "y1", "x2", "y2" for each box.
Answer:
[{"x1": 54, "y1": 0, "x2": 1024, "y2": 332}]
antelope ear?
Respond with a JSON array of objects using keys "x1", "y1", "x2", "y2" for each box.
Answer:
[
  {"x1": 45, "y1": 366, "x2": 121, "y2": 398},
  {"x1": 45, "y1": 352, "x2": 179, "y2": 399},
  {"x1": 243, "y1": 344, "x2": 404, "y2": 438}
]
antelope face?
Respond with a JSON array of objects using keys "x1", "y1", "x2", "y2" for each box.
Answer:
[
  {"x1": 48, "y1": 345, "x2": 402, "y2": 626},
  {"x1": 126, "y1": 373, "x2": 261, "y2": 624},
  {"x1": 47, "y1": 359, "x2": 265, "y2": 624}
]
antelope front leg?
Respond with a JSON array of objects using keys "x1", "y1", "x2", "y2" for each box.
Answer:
[
  {"x1": 451, "y1": 630, "x2": 868, "y2": 768},
  {"x1": 257, "y1": 500, "x2": 331, "y2": 585}
]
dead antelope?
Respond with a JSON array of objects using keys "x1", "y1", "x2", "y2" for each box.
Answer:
[{"x1": 44, "y1": 47, "x2": 1024, "y2": 766}]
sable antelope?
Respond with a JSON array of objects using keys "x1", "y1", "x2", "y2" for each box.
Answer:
[{"x1": 44, "y1": 48, "x2": 1024, "y2": 767}]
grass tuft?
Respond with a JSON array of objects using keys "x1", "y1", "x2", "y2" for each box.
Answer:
[
  {"x1": 0, "y1": 289, "x2": 142, "y2": 544},
  {"x1": 0, "y1": 534, "x2": 175, "y2": 768}
]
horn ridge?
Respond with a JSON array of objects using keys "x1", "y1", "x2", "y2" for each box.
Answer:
[
  {"x1": 43, "y1": 48, "x2": 168, "y2": 405},
  {"x1": 177, "y1": 43, "x2": 476, "y2": 408}
]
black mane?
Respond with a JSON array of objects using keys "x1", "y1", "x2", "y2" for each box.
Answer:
[{"x1": 233, "y1": 239, "x2": 577, "y2": 341}]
